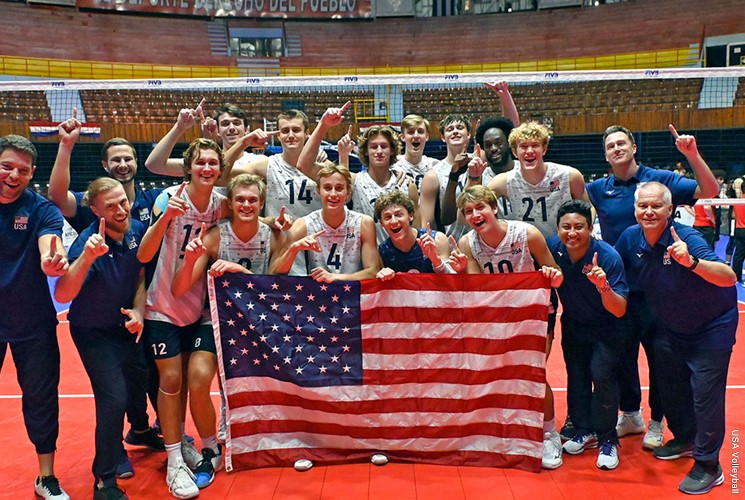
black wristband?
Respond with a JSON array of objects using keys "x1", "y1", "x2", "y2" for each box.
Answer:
[
  {"x1": 687, "y1": 255, "x2": 700, "y2": 270},
  {"x1": 448, "y1": 165, "x2": 468, "y2": 182}
]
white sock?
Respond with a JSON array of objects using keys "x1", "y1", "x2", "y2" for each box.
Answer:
[
  {"x1": 166, "y1": 442, "x2": 184, "y2": 467},
  {"x1": 543, "y1": 420, "x2": 556, "y2": 434}
]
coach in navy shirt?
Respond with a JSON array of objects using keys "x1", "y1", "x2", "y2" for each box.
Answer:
[
  {"x1": 586, "y1": 124, "x2": 719, "y2": 449},
  {"x1": 0, "y1": 135, "x2": 70, "y2": 500},
  {"x1": 615, "y1": 181, "x2": 735, "y2": 495},
  {"x1": 55, "y1": 177, "x2": 148, "y2": 500}
]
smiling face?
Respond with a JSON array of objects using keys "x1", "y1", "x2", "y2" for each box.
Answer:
[
  {"x1": 366, "y1": 134, "x2": 393, "y2": 170},
  {"x1": 318, "y1": 172, "x2": 349, "y2": 211},
  {"x1": 604, "y1": 131, "x2": 637, "y2": 171},
  {"x1": 482, "y1": 127, "x2": 511, "y2": 171},
  {"x1": 187, "y1": 148, "x2": 221, "y2": 188},
  {"x1": 463, "y1": 199, "x2": 499, "y2": 233},
  {"x1": 0, "y1": 148, "x2": 35, "y2": 204},
  {"x1": 379, "y1": 204, "x2": 414, "y2": 241},
  {"x1": 441, "y1": 120, "x2": 470, "y2": 150},
  {"x1": 635, "y1": 184, "x2": 673, "y2": 236},
  {"x1": 277, "y1": 117, "x2": 307, "y2": 153},
  {"x1": 103, "y1": 144, "x2": 138, "y2": 184},
  {"x1": 90, "y1": 184, "x2": 131, "y2": 237},
  {"x1": 217, "y1": 112, "x2": 247, "y2": 148},
  {"x1": 558, "y1": 212, "x2": 591, "y2": 256},
  {"x1": 401, "y1": 124, "x2": 429, "y2": 158},
  {"x1": 513, "y1": 138, "x2": 546, "y2": 172},
  {"x1": 230, "y1": 184, "x2": 263, "y2": 224}
]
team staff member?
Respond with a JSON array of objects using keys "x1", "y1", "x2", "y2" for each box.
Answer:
[
  {"x1": 54, "y1": 178, "x2": 148, "y2": 500},
  {"x1": 547, "y1": 200, "x2": 628, "y2": 471},
  {"x1": 0, "y1": 135, "x2": 70, "y2": 500},
  {"x1": 615, "y1": 182, "x2": 736, "y2": 495},
  {"x1": 586, "y1": 125, "x2": 719, "y2": 449}
]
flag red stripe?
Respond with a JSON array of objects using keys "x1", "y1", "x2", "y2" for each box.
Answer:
[
  {"x1": 360, "y1": 304, "x2": 548, "y2": 324},
  {"x1": 363, "y1": 334, "x2": 546, "y2": 355},
  {"x1": 229, "y1": 448, "x2": 541, "y2": 472},
  {"x1": 363, "y1": 365, "x2": 546, "y2": 385},
  {"x1": 231, "y1": 420, "x2": 541, "y2": 441},
  {"x1": 228, "y1": 391, "x2": 544, "y2": 414},
  {"x1": 360, "y1": 272, "x2": 549, "y2": 293}
]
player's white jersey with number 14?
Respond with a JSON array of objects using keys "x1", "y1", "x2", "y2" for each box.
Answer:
[
  {"x1": 265, "y1": 154, "x2": 321, "y2": 220},
  {"x1": 304, "y1": 208, "x2": 363, "y2": 275}
]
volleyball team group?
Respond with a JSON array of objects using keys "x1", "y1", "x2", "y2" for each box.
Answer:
[{"x1": 0, "y1": 82, "x2": 736, "y2": 499}]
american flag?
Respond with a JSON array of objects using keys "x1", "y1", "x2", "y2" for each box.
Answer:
[{"x1": 208, "y1": 272, "x2": 550, "y2": 472}]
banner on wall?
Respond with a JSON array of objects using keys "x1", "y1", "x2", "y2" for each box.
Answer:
[{"x1": 76, "y1": 0, "x2": 373, "y2": 19}]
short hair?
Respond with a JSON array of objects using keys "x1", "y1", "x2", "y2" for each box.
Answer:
[
  {"x1": 475, "y1": 116, "x2": 515, "y2": 148},
  {"x1": 508, "y1": 121, "x2": 550, "y2": 149},
  {"x1": 213, "y1": 104, "x2": 248, "y2": 128},
  {"x1": 277, "y1": 109, "x2": 309, "y2": 131},
  {"x1": 82, "y1": 177, "x2": 124, "y2": 207},
  {"x1": 227, "y1": 173, "x2": 266, "y2": 202},
  {"x1": 357, "y1": 126, "x2": 401, "y2": 167},
  {"x1": 374, "y1": 189, "x2": 415, "y2": 221},
  {"x1": 603, "y1": 125, "x2": 635, "y2": 147},
  {"x1": 457, "y1": 185, "x2": 498, "y2": 214},
  {"x1": 182, "y1": 138, "x2": 225, "y2": 182},
  {"x1": 101, "y1": 138, "x2": 136, "y2": 163},
  {"x1": 634, "y1": 181, "x2": 672, "y2": 206},
  {"x1": 316, "y1": 164, "x2": 353, "y2": 193},
  {"x1": 0, "y1": 134, "x2": 37, "y2": 164},
  {"x1": 401, "y1": 114, "x2": 430, "y2": 132},
  {"x1": 438, "y1": 114, "x2": 472, "y2": 135},
  {"x1": 556, "y1": 199, "x2": 593, "y2": 227}
]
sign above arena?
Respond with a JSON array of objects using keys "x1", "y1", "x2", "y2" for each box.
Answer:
[{"x1": 76, "y1": 0, "x2": 373, "y2": 18}]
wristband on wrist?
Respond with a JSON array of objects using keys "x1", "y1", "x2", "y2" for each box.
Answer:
[
  {"x1": 687, "y1": 255, "x2": 700, "y2": 270},
  {"x1": 448, "y1": 165, "x2": 468, "y2": 182},
  {"x1": 468, "y1": 174, "x2": 481, "y2": 181},
  {"x1": 596, "y1": 281, "x2": 611, "y2": 294}
]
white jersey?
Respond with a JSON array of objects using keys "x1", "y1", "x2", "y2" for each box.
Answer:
[
  {"x1": 145, "y1": 185, "x2": 224, "y2": 326},
  {"x1": 304, "y1": 208, "x2": 364, "y2": 275},
  {"x1": 393, "y1": 155, "x2": 438, "y2": 195},
  {"x1": 265, "y1": 154, "x2": 321, "y2": 275},
  {"x1": 505, "y1": 161, "x2": 573, "y2": 238},
  {"x1": 217, "y1": 219, "x2": 272, "y2": 275},
  {"x1": 467, "y1": 220, "x2": 535, "y2": 275},
  {"x1": 352, "y1": 170, "x2": 407, "y2": 244},
  {"x1": 265, "y1": 154, "x2": 321, "y2": 220},
  {"x1": 215, "y1": 150, "x2": 262, "y2": 198}
]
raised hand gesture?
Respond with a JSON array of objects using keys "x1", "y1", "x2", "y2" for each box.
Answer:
[
  {"x1": 467, "y1": 144, "x2": 488, "y2": 180},
  {"x1": 183, "y1": 222, "x2": 207, "y2": 263},
  {"x1": 292, "y1": 229, "x2": 326, "y2": 253},
  {"x1": 447, "y1": 235, "x2": 468, "y2": 273},
  {"x1": 165, "y1": 182, "x2": 189, "y2": 221},
  {"x1": 41, "y1": 236, "x2": 69, "y2": 277},
  {"x1": 58, "y1": 107, "x2": 81, "y2": 145},
  {"x1": 176, "y1": 98, "x2": 206, "y2": 131},
  {"x1": 321, "y1": 101, "x2": 352, "y2": 128},
  {"x1": 83, "y1": 217, "x2": 110, "y2": 261},
  {"x1": 585, "y1": 252, "x2": 609, "y2": 290},
  {"x1": 669, "y1": 124, "x2": 699, "y2": 158},
  {"x1": 417, "y1": 223, "x2": 440, "y2": 265},
  {"x1": 667, "y1": 226, "x2": 694, "y2": 267},
  {"x1": 273, "y1": 206, "x2": 293, "y2": 231},
  {"x1": 484, "y1": 80, "x2": 509, "y2": 96}
]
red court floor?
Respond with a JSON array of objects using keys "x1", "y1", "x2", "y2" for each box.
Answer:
[{"x1": 1, "y1": 306, "x2": 744, "y2": 500}]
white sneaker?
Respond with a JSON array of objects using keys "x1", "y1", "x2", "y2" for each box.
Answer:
[
  {"x1": 616, "y1": 409, "x2": 645, "y2": 437},
  {"x1": 371, "y1": 453, "x2": 389, "y2": 466},
  {"x1": 562, "y1": 432, "x2": 598, "y2": 455},
  {"x1": 294, "y1": 459, "x2": 314, "y2": 471},
  {"x1": 642, "y1": 419, "x2": 664, "y2": 450},
  {"x1": 34, "y1": 476, "x2": 70, "y2": 500},
  {"x1": 181, "y1": 438, "x2": 203, "y2": 471},
  {"x1": 166, "y1": 462, "x2": 200, "y2": 499},
  {"x1": 596, "y1": 441, "x2": 620, "y2": 470},
  {"x1": 542, "y1": 430, "x2": 563, "y2": 469}
]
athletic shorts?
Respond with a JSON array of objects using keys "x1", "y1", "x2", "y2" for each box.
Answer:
[{"x1": 143, "y1": 320, "x2": 216, "y2": 360}]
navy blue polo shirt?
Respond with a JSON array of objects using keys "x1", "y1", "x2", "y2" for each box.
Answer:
[
  {"x1": 615, "y1": 221, "x2": 737, "y2": 349},
  {"x1": 587, "y1": 164, "x2": 697, "y2": 245},
  {"x1": 0, "y1": 190, "x2": 63, "y2": 342},
  {"x1": 547, "y1": 236, "x2": 628, "y2": 334},
  {"x1": 67, "y1": 187, "x2": 163, "y2": 234},
  {"x1": 379, "y1": 227, "x2": 437, "y2": 274},
  {"x1": 67, "y1": 219, "x2": 147, "y2": 329}
]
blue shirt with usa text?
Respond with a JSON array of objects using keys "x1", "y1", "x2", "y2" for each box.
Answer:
[
  {"x1": 615, "y1": 221, "x2": 737, "y2": 349},
  {"x1": 547, "y1": 236, "x2": 628, "y2": 335},
  {"x1": 67, "y1": 219, "x2": 147, "y2": 329},
  {"x1": 587, "y1": 163, "x2": 697, "y2": 246},
  {"x1": 0, "y1": 190, "x2": 63, "y2": 342}
]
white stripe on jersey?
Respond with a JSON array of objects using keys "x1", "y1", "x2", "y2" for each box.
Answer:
[
  {"x1": 145, "y1": 185, "x2": 224, "y2": 326},
  {"x1": 217, "y1": 219, "x2": 272, "y2": 275},
  {"x1": 467, "y1": 220, "x2": 535, "y2": 275},
  {"x1": 304, "y1": 208, "x2": 363, "y2": 275}
]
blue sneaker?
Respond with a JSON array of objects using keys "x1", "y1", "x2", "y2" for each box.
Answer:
[
  {"x1": 596, "y1": 440, "x2": 620, "y2": 470},
  {"x1": 193, "y1": 446, "x2": 222, "y2": 489},
  {"x1": 116, "y1": 450, "x2": 134, "y2": 479}
]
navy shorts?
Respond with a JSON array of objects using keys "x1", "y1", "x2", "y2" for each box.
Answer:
[{"x1": 143, "y1": 320, "x2": 216, "y2": 360}]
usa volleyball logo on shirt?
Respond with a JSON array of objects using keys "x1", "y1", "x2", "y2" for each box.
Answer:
[{"x1": 14, "y1": 215, "x2": 28, "y2": 230}]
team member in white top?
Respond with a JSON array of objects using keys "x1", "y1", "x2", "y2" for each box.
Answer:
[
  {"x1": 295, "y1": 104, "x2": 419, "y2": 245},
  {"x1": 172, "y1": 174, "x2": 284, "y2": 299},
  {"x1": 270, "y1": 164, "x2": 380, "y2": 282},
  {"x1": 456, "y1": 185, "x2": 565, "y2": 471},
  {"x1": 485, "y1": 121, "x2": 587, "y2": 238},
  {"x1": 392, "y1": 114, "x2": 439, "y2": 194},
  {"x1": 137, "y1": 138, "x2": 230, "y2": 499}
]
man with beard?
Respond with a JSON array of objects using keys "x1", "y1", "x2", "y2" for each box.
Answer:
[
  {"x1": 47, "y1": 111, "x2": 164, "y2": 476},
  {"x1": 54, "y1": 178, "x2": 148, "y2": 500}
]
